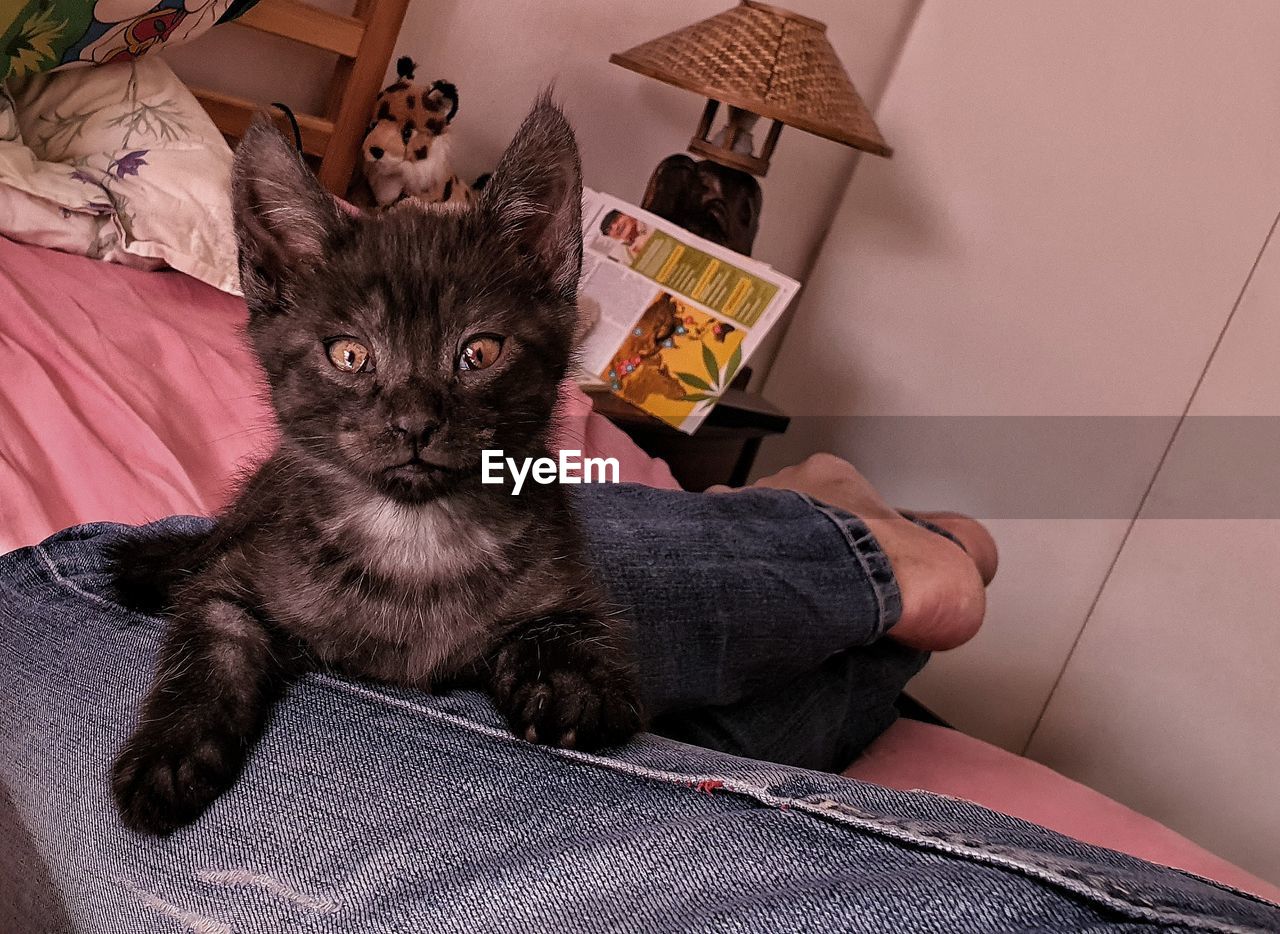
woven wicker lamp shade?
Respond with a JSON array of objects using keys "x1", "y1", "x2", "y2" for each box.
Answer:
[{"x1": 610, "y1": 0, "x2": 891, "y2": 175}]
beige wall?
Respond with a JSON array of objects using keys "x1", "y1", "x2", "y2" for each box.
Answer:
[
  {"x1": 759, "y1": 0, "x2": 1280, "y2": 883},
  {"x1": 1027, "y1": 226, "x2": 1280, "y2": 885},
  {"x1": 165, "y1": 0, "x2": 920, "y2": 281}
]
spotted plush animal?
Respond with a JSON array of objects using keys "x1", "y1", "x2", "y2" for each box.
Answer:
[{"x1": 361, "y1": 57, "x2": 475, "y2": 209}]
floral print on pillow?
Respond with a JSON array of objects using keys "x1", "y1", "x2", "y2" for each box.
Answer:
[{"x1": 1, "y1": 0, "x2": 260, "y2": 80}]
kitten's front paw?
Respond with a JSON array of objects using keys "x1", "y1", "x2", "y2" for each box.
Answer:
[
  {"x1": 491, "y1": 636, "x2": 642, "y2": 751},
  {"x1": 111, "y1": 722, "x2": 243, "y2": 835}
]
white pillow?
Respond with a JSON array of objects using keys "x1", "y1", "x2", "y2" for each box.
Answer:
[{"x1": 0, "y1": 57, "x2": 239, "y2": 293}]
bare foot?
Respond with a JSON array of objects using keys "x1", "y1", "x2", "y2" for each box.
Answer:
[
  {"x1": 904, "y1": 511, "x2": 998, "y2": 586},
  {"x1": 711, "y1": 454, "x2": 993, "y2": 651}
]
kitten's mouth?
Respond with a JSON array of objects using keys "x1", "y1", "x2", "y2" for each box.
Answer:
[
  {"x1": 376, "y1": 456, "x2": 466, "y2": 502},
  {"x1": 386, "y1": 457, "x2": 459, "y2": 478}
]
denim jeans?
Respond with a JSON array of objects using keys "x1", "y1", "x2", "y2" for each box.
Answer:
[
  {"x1": 2, "y1": 487, "x2": 1277, "y2": 932},
  {"x1": 576, "y1": 485, "x2": 924, "y2": 771}
]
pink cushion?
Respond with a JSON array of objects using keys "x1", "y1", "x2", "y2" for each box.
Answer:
[
  {"x1": 846, "y1": 719, "x2": 1280, "y2": 902},
  {"x1": 553, "y1": 383, "x2": 679, "y2": 491}
]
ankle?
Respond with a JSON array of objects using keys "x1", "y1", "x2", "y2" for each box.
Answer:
[
  {"x1": 908, "y1": 511, "x2": 998, "y2": 586},
  {"x1": 863, "y1": 515, "x2": 988, "y2": 651}
]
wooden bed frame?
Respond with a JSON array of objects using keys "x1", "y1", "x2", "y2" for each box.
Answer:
[{"x1": 191, "y1": 0, "x2": 410, "y2": 195}]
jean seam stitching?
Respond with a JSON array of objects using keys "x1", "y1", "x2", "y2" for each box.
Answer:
[
  {"x1": 898, "y1": 788, "x2": 1274, "y2": 909},
  {"x1": 791, "y1": 491, "x2": 902, "y2": 638},
  {"x1": 801, "y1": 799, "x2": 1271, "y2": 933},
  {"x1": 316, "y1": 676, "x2": 1274, "y2": 931},
  {"x1": 32, "y1": 544, "x2": 126, "y2": 613}
]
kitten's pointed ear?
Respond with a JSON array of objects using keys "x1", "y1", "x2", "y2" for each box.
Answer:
[
  {"x1": 481, "y1": 94, "x2": 582, "y2": 297},
  {"x1": 232, "y1": 117, "x2": 343, "y2": 307}
]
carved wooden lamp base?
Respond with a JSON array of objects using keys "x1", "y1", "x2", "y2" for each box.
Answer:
[{"x1": 640, "y1": 152, "x2": 762, "y2": 257}]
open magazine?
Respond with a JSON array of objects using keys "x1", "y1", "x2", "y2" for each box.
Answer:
[{"x1": 576, "y1": 188, "x2": 799, "y2": 433}]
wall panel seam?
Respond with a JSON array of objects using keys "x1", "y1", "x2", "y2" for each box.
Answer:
[{"x1": 1019, "y1": 204, "x2": 1280, "y2": 758}]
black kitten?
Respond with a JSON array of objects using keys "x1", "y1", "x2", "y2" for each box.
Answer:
[{"x1": 109, "y1": 98, "x2": 642, "y2": 835}]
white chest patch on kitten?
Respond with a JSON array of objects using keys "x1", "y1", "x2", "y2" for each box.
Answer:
[{"x1": 358, "y1": 496, "x2": 503, "y2": 581}]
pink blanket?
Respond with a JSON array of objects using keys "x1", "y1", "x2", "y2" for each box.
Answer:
[{"x1": 1, "y1": 236, "x2": 1274, "y2": 901}]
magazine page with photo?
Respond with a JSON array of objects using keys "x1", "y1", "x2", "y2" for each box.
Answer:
[{"x1": 576, "y1": 188, "x2": 798, "y2": 432}]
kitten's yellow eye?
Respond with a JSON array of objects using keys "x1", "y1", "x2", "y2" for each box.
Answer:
[
  {"x1": 460, "y1": 335, "x2": 503, "y2": 372},
  {"x1": 326, "y1": 338, "x2": 373, "y2": 373}
]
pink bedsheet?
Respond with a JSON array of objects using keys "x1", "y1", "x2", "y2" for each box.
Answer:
[
  {"x1": 2, "y1": 236, "x2": 1275, "y2": 902},
  {"x1": 846, "y1": 720, "x2": 1279, "y2": 901}
]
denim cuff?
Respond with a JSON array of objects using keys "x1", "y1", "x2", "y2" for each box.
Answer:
[{"x1": 793, "y1": 493, "x2": 903, "y2": 638}]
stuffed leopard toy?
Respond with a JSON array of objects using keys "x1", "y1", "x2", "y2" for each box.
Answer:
[{"x1": 360, "y1": 57, "x2": 476, "y2": 209}]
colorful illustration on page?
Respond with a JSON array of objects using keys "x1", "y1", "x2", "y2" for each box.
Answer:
[{"x1": 602, "y1": 291, "x2": 745, "y2": 429}]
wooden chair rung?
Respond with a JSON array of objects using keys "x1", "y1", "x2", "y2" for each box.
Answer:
[
  {"x1": 194, "y1": 0, "x2": 409, "y2": 195},
  {"x1": 193, "y1": 87, "x2": 335, "y2": 157},
  {"x1": 235, "y1": 0, "x2": 366, "y2": 57}
]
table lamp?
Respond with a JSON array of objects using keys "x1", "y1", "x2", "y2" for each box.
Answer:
[{"x1": 610, "y1": 1, "x2": 891, "y2": 254}]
